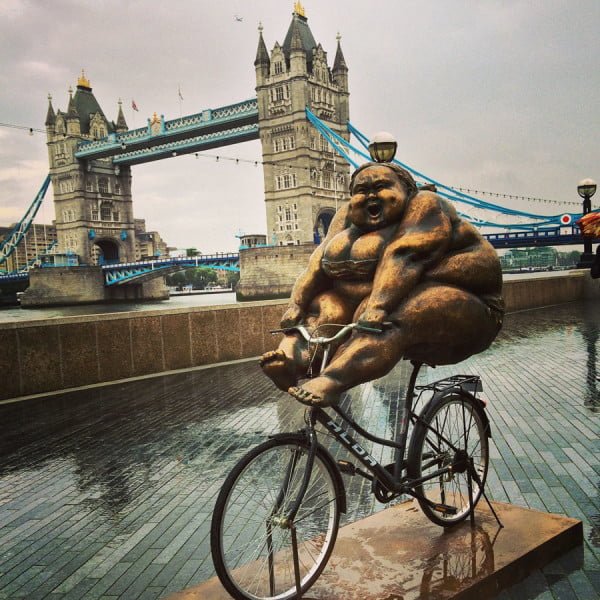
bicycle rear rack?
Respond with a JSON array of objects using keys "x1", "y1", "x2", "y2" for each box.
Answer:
[{"x1": 416, "y1": 374, "x2": 483, "y2": 395}]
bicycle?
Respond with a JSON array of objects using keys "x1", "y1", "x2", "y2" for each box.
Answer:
[{"x1": 211, "y1": 322, "x2": 501, "y2": 600}]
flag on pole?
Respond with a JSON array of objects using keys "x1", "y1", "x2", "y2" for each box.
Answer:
[
  {"x1": 178, "y1": 85, "x2": 184, "y2": 101},
  {"x1": 132, "y1": 99, "x2": 139, "y2": 112}
]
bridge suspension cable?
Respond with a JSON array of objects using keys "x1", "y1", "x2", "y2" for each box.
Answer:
[{"x1": 305, "y1": 108, "x2": 585, "y2": 231}]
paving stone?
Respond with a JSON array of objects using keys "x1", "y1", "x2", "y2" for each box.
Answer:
[{"x1": 0, "y1": 301, "x2": 598, "y2": 599}]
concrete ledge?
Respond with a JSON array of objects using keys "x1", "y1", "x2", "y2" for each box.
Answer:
[{"x1": 169, "y1": 500, "x2": 582, "y2": 600}]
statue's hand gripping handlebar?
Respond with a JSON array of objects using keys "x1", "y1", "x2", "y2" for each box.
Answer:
[{"x1": 269, "y1": 321, "x2": 393, "y2": 347}]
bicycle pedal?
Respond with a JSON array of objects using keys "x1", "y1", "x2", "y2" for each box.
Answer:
[
  {"x1": 432, "y1": 503, "x2": 458, "y2": 515},
  {"x1": 337, "y1": 460, "x2": 357, "y2": 475}
]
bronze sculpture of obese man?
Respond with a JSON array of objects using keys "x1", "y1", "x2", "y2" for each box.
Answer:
[{"x1": 260, "y1": 162, "x2": 504, "y2": 407}]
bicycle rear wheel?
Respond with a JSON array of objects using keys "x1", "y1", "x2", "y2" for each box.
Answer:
[
  {"x1": 211, "y1": 435, "x2": 342, "y2": 600},
  {"x1": 407, "y1": 392, "x2": 489, "y2": 526}
]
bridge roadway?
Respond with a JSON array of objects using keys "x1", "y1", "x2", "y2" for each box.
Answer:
[{"x1": 0, "y1": 302, "x2": 598, "y2": 599}]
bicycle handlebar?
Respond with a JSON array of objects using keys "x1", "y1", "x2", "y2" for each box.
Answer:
[{"x1": 270, "y1": 321, "x2": 392, "y2": 345}]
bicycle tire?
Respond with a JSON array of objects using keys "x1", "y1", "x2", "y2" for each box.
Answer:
[
  {"x1": 407, "y1": 391, "x2": 489, "y2": 527},
  {"x1": 211, "y1": 435, "x2": 343, "y2": 600}
]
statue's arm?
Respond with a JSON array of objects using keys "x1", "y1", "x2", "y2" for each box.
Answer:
[
  {"x1": 282, "y1": 205, "x2": 349, "y2": 326},
  {"x1": 360, "y1": 194, "x2": 452, "y2": 324}
]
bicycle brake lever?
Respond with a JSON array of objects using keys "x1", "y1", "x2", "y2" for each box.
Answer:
[{"x1": 356, "y1": 321, "x2": 394, "y2": 334}]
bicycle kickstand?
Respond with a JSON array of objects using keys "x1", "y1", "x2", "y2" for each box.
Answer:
[
  {"x1": 291, "y1": 525, "x2": 303, "y2": 599},
  {"x1": 469, "y1": 458, "x2": 504, "y2": 528}
]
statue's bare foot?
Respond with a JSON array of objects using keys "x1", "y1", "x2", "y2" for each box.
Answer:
[
  {"x1": 259, "y1": 350, "x2": 297, "y2": 391},
  {"x1": 288, "y1": 377, "x2": 340, "y2": 407}
]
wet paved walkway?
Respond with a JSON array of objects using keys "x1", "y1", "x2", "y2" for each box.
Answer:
[{"x1": 0, "y1": 301, "x2": 598, "y2": 600}]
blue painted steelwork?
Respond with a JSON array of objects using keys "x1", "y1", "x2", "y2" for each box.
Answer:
[
  {"x1": 0, "y1": 175, "x2": 51, "y2": 265},
  {"x1": 307, "y1": 108, "x2": 588, "y2": 233},
  {"x1": 483, "y1": 226, "x2": 600, "y2": 249},
  {"x1": 75, "y1": 99, "x2": 259, "y2": 166},
  {"x1": 102, "y1": 254, "x2": 240, "y2": 286},
  {"x1": 0, "y1": 272, "x2": 28, "y2": 283}
]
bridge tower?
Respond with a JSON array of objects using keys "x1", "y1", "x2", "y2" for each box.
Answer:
[
  {"x1": 44, "y1": 72, "x2": 136, "y2": 265},
  {"x1": 255, "y1": 2, "x2": 351, "y2": 246}
]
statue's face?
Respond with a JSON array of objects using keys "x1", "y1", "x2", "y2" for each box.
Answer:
[{"x1": 348, "y1": 166, "x2": 408, "y2": 231}]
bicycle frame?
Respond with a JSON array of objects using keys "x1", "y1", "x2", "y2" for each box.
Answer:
[
  {"x1": 274, "y1": 323, "x2": 488, "y2": 521},
  {"x1": 285, "y1": 364, "x2": 489, "y2": 523}
]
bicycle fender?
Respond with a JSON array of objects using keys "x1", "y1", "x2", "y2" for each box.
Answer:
[
  {"x1": 268, "y1": 432, "x2": 348, "y2": 513},
  {"x1": 427, "y1": 390, "x2": 492, "y2": 438}
]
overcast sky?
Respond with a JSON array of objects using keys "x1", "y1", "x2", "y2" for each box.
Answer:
[{"x1": 0, "y1": 0, "x2": 598, "y2": 253}]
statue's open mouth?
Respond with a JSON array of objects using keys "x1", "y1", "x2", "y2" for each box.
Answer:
[{"x1": 367, "y1": 201, "x2": 382, "y2": 218}]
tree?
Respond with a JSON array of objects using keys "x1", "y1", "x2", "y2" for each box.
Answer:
[
  {"x1": 226, "y1": 271, "x2": 240, "y2": 290},
  {"x1": 187, "y1": 267, "x2": 217, "y2": 289},
  {"x1": 165, "y1": 270, "x2": 187, "y2": 287},
  {"x1": 186, "y1": 247, "x2": 200, "y2": 257}
]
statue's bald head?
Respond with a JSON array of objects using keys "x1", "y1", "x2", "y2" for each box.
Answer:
[{"x1": 350, "y1": 162, "x2": 418, "y2": 199}]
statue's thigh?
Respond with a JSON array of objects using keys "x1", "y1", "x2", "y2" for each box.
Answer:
[{"x1": 390, "y1": 284, "x2": 496, "y2": 364}]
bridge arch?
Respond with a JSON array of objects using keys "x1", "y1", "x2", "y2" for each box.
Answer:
[
  {"x1": 314, "y1": 208, "x2": 335, "y2": 243},
  {"x1": 93, "y1": 238, "x2": 121, "y2": 265}
]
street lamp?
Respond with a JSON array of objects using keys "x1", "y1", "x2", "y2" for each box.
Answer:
[
  {"x1": 577, "y1": 178, "x2": 597, "y2": 267},
  {"x1": 368, "y1": 131, "x2": 397, "y2": 163}
]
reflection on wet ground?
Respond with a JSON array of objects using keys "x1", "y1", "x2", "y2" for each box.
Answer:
[{"x1": 0, "y1": 301, "x2": 598, "y2": 599}]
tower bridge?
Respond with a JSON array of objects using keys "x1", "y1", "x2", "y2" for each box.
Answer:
[{"x1": 0, "y1": 2, "x2": 597, "y2": 303}]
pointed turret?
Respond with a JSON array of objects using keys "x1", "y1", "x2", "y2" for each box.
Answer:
[
  {"x1": 255, "y1": 22, "x2": 270, "y2": 85},
  {"x1": 45, "y1": 93, "x2": 55, "y2": 127},
  {"x1": 282, "y1": 3, "x2": 316, "y2": 71},
  {"x1": 66, "y1": 87, "x2": 78, "y2": 119},
  {"x1": 66, "y1": 86, "x2": 81, "y2": 135},
  {"x1": 332, "y1": 33, "x2": 348, "y2": 90},
  {"x1": 288, "y1": 13, "x2": 307, "y2": 75},
  {"x1": 115, "y1": 99, "x2": 128, "y2": 132}
]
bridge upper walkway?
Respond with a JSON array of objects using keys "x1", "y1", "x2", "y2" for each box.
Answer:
[
  {"x1": 74, "y1": 99, "x2": 259, "y2": 166},
  {"x1": 0, "y1": 301, "x2": 597, "y2": 599}
]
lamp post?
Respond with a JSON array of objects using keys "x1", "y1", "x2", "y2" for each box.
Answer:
[
  {"x1": 368, "y1": 131, "x2": 397, "y2": 163},
  {"x1": 577, "y1": 178, "x2": 597, "y2": 267}
]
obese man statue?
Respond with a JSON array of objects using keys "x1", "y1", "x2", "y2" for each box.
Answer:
[{"x1": 260, "y1": 161, "x2": 504, "y2": 406}]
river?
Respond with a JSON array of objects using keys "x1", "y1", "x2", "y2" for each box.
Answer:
[{"x1": 0, "y1": 291, "x2": 238, "y2": 323}]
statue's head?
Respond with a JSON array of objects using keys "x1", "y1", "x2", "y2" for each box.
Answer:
[{"x1": 348, "y1": 162, "x2": 418, "y2": 231}]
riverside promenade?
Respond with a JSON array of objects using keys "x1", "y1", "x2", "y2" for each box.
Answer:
[{"x1": 0, "y1": 301, "x2": 598, "y2": 599}]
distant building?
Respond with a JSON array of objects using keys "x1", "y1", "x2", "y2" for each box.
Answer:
[
  {"x1": 238, "y1": 233, "x2": 267, "y2": 249},
  {"x1": 0, "y1": 223, "x2": 58, "y2": 272},
  {"x1": 134, "y1": 219, "x2": 169, "y2": 260}
]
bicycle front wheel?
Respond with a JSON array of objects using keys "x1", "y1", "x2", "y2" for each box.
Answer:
[
  {"x1": 407, "y1": 392, "x2": 489, "y2": 527},
  {"x1": 211, "y1": 435, "x2": 342, "y2": 600}
]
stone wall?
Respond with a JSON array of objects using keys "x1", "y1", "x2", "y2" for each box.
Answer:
[
  {"x1": 1, "y1": 271, "x2": 597, "y2": 401},
  {"x1": 20, "y1": 266, "x2": 106, "y2": 306},
  {"x1": 19, "y1": 266, "x2": 169, "y2": 307},
  {"x1": 0, "y1": 300, "x2": 287, "y2": 401},
  {"x1": 236, "y1": 244, "x2": 316, "y2": 300},
  {"x1": 502, "y1": 271, "x2": 587, "y2": 312}
]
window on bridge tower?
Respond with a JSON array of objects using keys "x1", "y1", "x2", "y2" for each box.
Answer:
[
  {"x1": 275, "y1": 87, "x2": 284, "y2": 101},
  {"x1": 274, "y1": 61, "x2": 283, "y2": 75},
  {"x1": 98, "y1": 178, "x2": 110, "y2": 196},
  {"x1": 100, "y1": 203, "x2": 112, "y2": 221}
]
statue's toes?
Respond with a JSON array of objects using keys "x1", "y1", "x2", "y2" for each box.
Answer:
[
  {"x1": 288, "y1": 386, "x2": 321, "y2": 406},
  {"x1": 259, "y1": 349, "x2": 285, "y2": 366}
]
